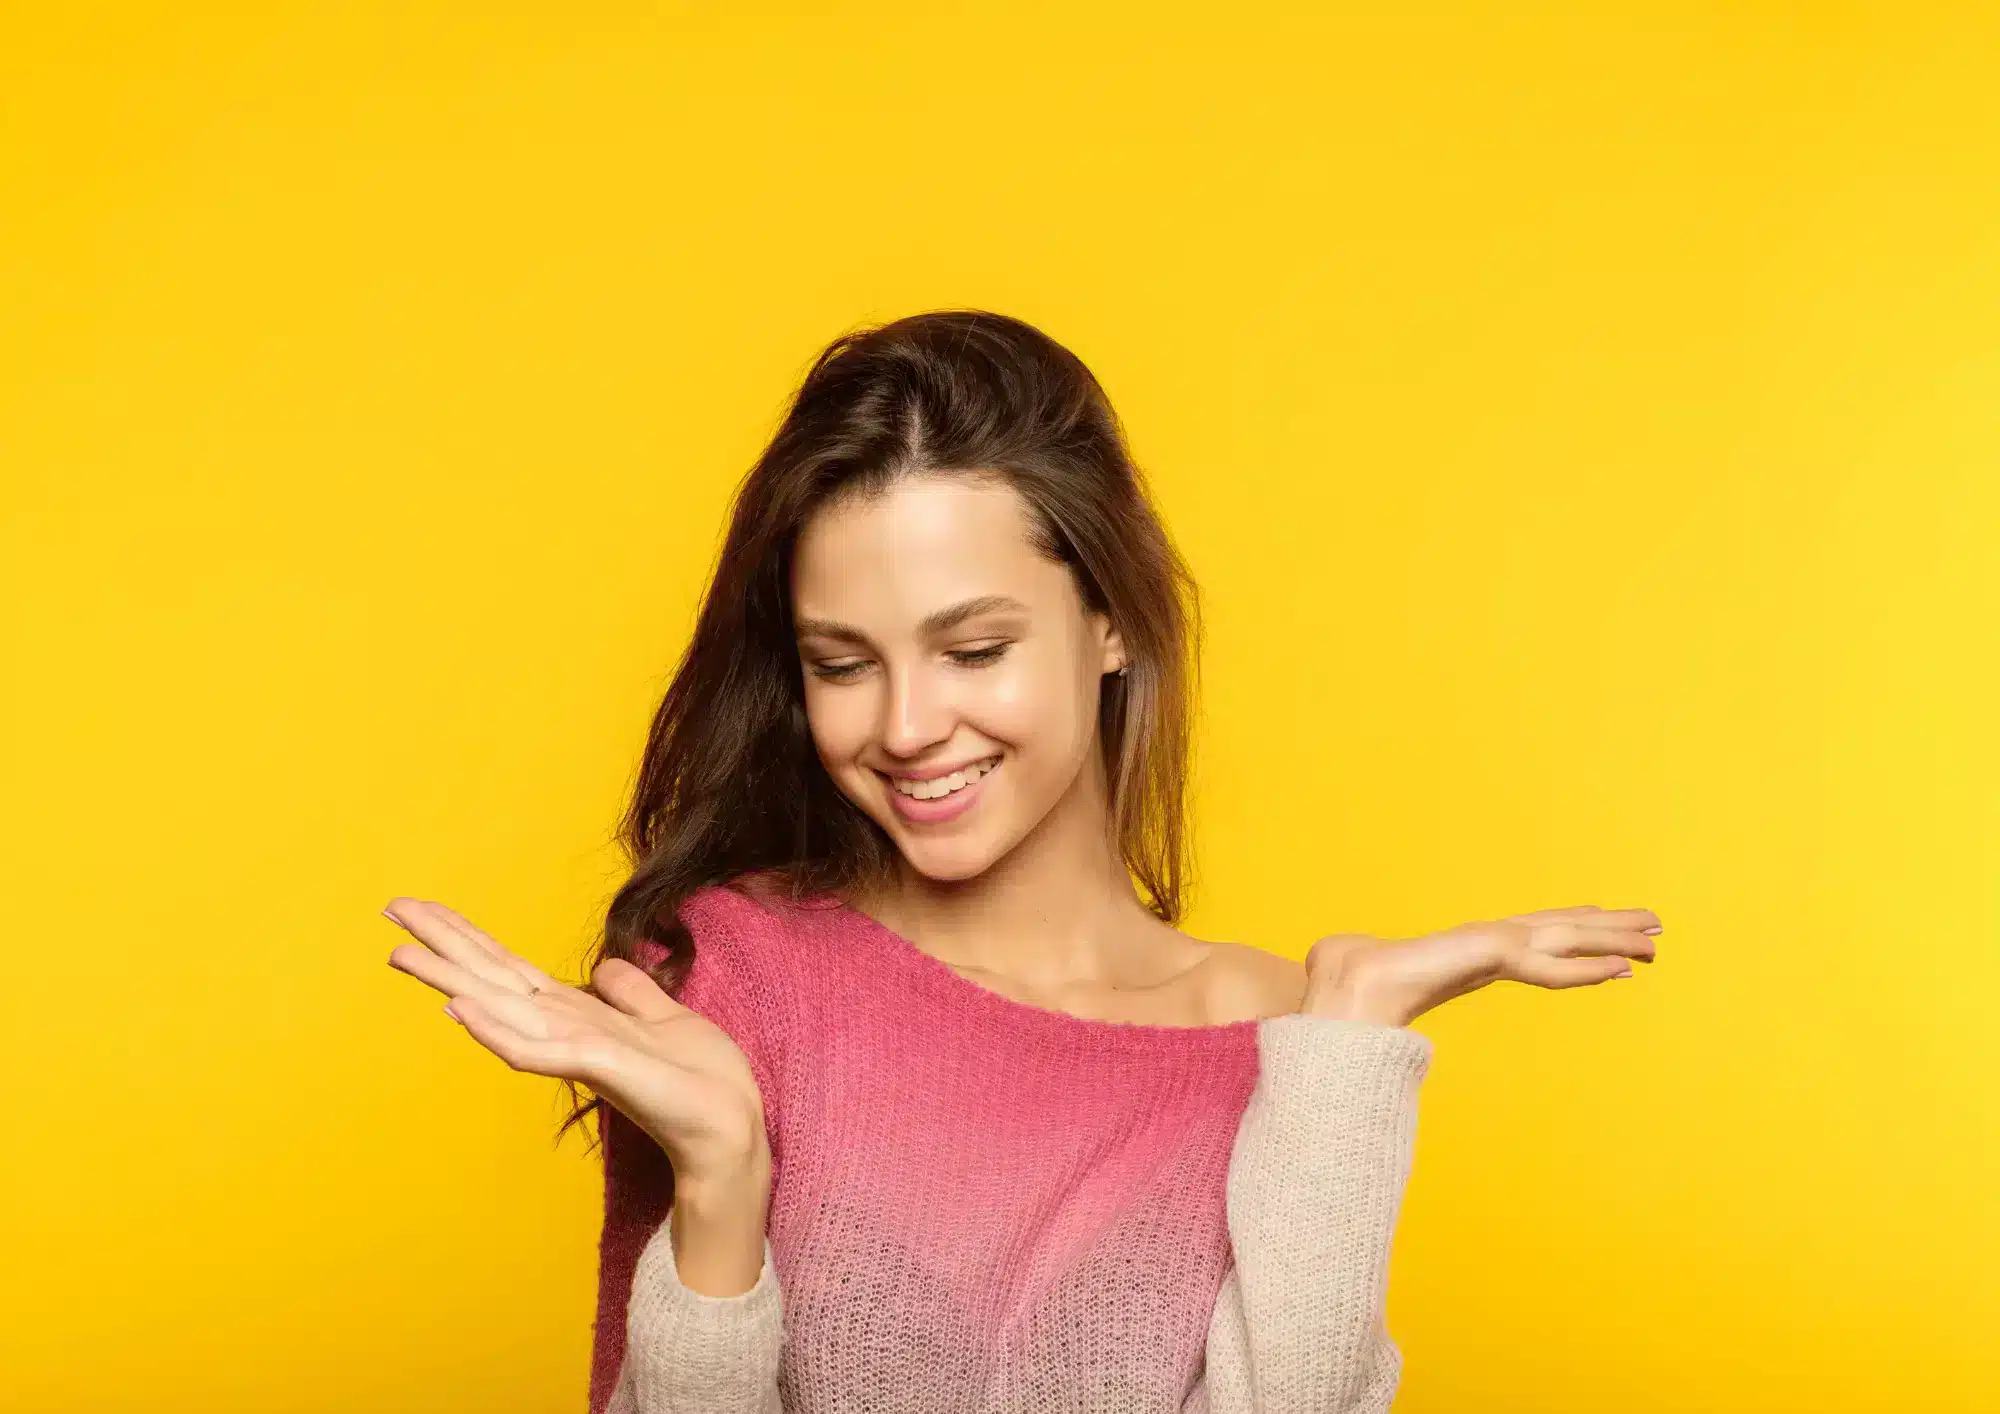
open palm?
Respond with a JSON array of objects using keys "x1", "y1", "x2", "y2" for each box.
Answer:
[
  {"x1": 383, "y1": 897, "x2": 766, "y2": 1180},
  {"x1": 1304, "y1": 903, "x2": 1663, "y2": 1026}
]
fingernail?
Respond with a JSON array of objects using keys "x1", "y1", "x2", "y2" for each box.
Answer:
[
  {"x1": 444, "y1": 1002, "x2": 462, "y2": 1022},
  {"x1": 1613, "y1": 967, "x2": 1634, "y2": 979},
  {"x1": 1642, "y1": 926, "x2": 1662, "y2": 935},
  {"x1": 382, "y1": 908, "x2": 404, "y2": 927}
]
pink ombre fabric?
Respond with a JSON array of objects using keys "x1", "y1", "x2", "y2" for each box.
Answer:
[{"x1": 588, "y1": 878, "x2": 1266, "y2": 1411}]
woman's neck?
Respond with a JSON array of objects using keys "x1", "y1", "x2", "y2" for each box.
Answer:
[{"x1": 851, "y1": 758, "x2": 1204, "y2": 992}]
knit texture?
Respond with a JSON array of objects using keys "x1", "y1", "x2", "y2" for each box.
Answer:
[{"x1": 589, "y1": 879, "x2": 1432, "y2": 1413}]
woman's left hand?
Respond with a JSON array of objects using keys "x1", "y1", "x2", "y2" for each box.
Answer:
[{"x1": 1300, "y1": 904, "x2": 1663, "y2": 1027}]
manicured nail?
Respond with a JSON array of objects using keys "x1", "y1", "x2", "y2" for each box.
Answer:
[
  {"x1": 1613, "y1": 967, "x2": 1634, "y2": 978},
  {"x1": 382, "y1": 907, "x2": 403, "y2": 926},
  {"x1": 1642, "y1": 925, "x2": 1662, "y2": 935},
  {"x1": 444, "y1": 1002, "x2": 462, "y2": 1023}
]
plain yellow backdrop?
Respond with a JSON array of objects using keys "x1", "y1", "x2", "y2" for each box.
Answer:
[{"x1": 4, "y1": 3, "x2": 1994, "y2": 1410}]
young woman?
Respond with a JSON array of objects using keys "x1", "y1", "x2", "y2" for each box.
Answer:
[{"x1": 384, "y1": 310, "x2": 1662, "y2": 1413}]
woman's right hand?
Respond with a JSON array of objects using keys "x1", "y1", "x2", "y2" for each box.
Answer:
[{"x1": 383, "y1": 897, "x2": 769, "y2": 1188}]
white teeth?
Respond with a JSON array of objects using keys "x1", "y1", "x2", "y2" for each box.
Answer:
[{"x1": 892, "y1": 756, "x2": 999, "y2": 799}]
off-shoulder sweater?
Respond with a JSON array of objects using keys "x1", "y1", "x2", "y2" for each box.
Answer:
[{"x1": 588, "y1": 879, "x2": 1432, "y2": 1413}]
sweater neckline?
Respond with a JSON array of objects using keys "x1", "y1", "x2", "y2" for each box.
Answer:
[{"x1": 824, "y1": 894, "x2": 1260, "y2": 1055}]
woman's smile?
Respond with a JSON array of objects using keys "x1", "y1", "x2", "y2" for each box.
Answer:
[{"x1": 878, "y1": 753, "x2": 1003, "y2": 823}]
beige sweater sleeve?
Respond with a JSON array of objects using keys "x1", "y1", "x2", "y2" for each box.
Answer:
[
  {"x1": 1187, "y1": 1013, "x2": 1434, "y2": 1414},
  {"x1": 601, "y1": 1223, "x2": 785, "y2": 1414}
]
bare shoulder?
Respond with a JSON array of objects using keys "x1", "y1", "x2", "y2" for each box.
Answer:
[{"x1": 1200, "y1": 938, "x2": 1309, "y2": 1024}]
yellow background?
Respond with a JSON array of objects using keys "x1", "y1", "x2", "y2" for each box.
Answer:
[{"x1": 4, "y1": 3, "x2": 1994, "y2": 1410}]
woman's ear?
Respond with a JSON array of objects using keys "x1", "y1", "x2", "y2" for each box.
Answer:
[{"x1": 1098, "y1": 618, "x2": 1128, "y2": 677}]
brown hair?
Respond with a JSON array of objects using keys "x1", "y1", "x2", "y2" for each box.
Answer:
[{"x1": 560, "y1": 309, "x2": 1204, "y2": 1143}]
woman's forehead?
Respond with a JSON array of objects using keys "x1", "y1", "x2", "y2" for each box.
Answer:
[{"x1": 791, "y1": 478, "x2": 1075, "y2": 634}]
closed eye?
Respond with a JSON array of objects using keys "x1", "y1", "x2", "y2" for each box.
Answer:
[{"x1": 806, "y1": 642, "x2": 1013, "y2": 682}]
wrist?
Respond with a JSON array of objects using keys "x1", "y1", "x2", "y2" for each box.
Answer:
[
  {"x1": 673, "y1": 1137, "x2": 772, "y2": 1210},
  {"x1": 1299, "y1": 972, "x2": 1416, "y2": 1027}
]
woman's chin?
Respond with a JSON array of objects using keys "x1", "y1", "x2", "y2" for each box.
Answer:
[{"x1": 894, "y1": 831, "x2": 1008, "y2": 882}]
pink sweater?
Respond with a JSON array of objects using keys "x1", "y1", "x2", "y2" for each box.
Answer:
[{"x1": 588, "y1": 879, "x2": 1432, "y2": 1413}]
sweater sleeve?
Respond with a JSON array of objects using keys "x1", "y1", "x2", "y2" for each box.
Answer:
[
  {"x1": 587, "y1": 882, "x2": 796, "y2": 1414},
  {"x1": 601, "y1": 1218, "x2": 786, "y2": 1414},
  {"x1": 1186, "y1": 1013, "x2": 1433, "y2": 1414}
]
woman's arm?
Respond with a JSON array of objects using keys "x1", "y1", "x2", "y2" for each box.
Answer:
[
  {"x1": 1186, "y1": 1013, "x2": 1432, "y2": 1413},
  {"x1": 1187, "y1": 902, "x2": 1659, "y2": 1410},
  {"x1": 587, "y1": 884, "x2": 805, "y2": 1412},
  {"x1": 602, "y1": 1204, "x2": 786, "y2": 1414},
  {"x1": 591, "y1": 1102, "x2": 786, "y2": 1414}
]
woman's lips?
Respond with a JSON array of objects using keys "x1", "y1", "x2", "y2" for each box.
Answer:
[{"x1": 881, "y1": 757, "x2": 999, "y2": 824}]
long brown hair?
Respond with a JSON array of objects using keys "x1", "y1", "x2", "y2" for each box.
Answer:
[{"x1": 560, "y1": 309, "x2": 1204, "y2": 1144}]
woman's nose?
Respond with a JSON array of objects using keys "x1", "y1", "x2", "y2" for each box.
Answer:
[{"x1": 878, "y1": 660, "x2": 953, "y2": 756}]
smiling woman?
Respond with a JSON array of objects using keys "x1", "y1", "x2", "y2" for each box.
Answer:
[
  {"x1": 382, "y1": 309, "x2": 1661, "y2": 1413},
  {"x1": 790, "y1": 477, "x2": 1134, "y2": 875},
  {"x1": 548, "y1": 310, "x2": 1237, "y2": 1038}
]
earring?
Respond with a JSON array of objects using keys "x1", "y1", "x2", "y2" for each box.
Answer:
[{"x1": 1115, "y1": 664, "x2": 1128, "y2": 677}]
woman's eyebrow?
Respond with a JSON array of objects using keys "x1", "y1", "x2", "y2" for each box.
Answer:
[{"x1": 795, "y1": 594, "x2": 1031, "y2": 644}]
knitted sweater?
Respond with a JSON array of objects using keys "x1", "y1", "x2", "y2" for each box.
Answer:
[{"x1": 588, "y1": 879, "x2": 1432, "y2": 1413}]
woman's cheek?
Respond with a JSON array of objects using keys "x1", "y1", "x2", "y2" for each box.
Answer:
[
  {"x1": 804, "y1": 690, "x2": 871, "y2": 775},
  {"x1": 972, "y1": 662, "x2": 1041, "y2": 748}
]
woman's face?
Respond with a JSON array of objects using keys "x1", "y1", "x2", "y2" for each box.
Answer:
[{"x1": 791, "y1": 474, "x2": 1126, "y2": 882}]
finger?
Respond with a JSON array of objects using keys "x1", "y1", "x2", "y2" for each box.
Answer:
[
  {"x1": 1512, "y1": 904, "x2": 1662, "y2": 934},
  {"x1": 1588, "y1": 907, "x2": 1663, "y2": 934},
  {"x1": 425, "y1": 900, "x2": 564, "y2": 990},
  {"x1": 446, "y1": 995, "x2": 592, "y2": 1078},
  {"x1": 1512, "y1": 952, "x2": 1636, "y2": 989},
  {"x1": 1507, "y1": 905, "x2": 1603, "y2": 924},
  {"x1": 382, "y1": 899, "x2": 538, "y2": 996},
  {"x1": 590, "y1": 957, "x2": 684, "y2": 1021},
  {"x1": 1535, "y1": 924, "x2": 1658, "y2": 965},
  {"x1": 389, "y1": 941, "x2": 546, "y2": 1008}
]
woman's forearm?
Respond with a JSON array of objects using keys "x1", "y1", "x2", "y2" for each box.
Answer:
[
  {"x1": 670, "y1": 1147, "x2": 773, "y2": 1296},
  {"x1": 1191, "y1": 1013, "x2": 1433, "y2": 1413},
  {"x1": 604, "y1": 1152, "x2": 784, "y2": 1414},
  {"x1": 609, "y1": 1146, "x2": 784, "y2": 1414}
]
